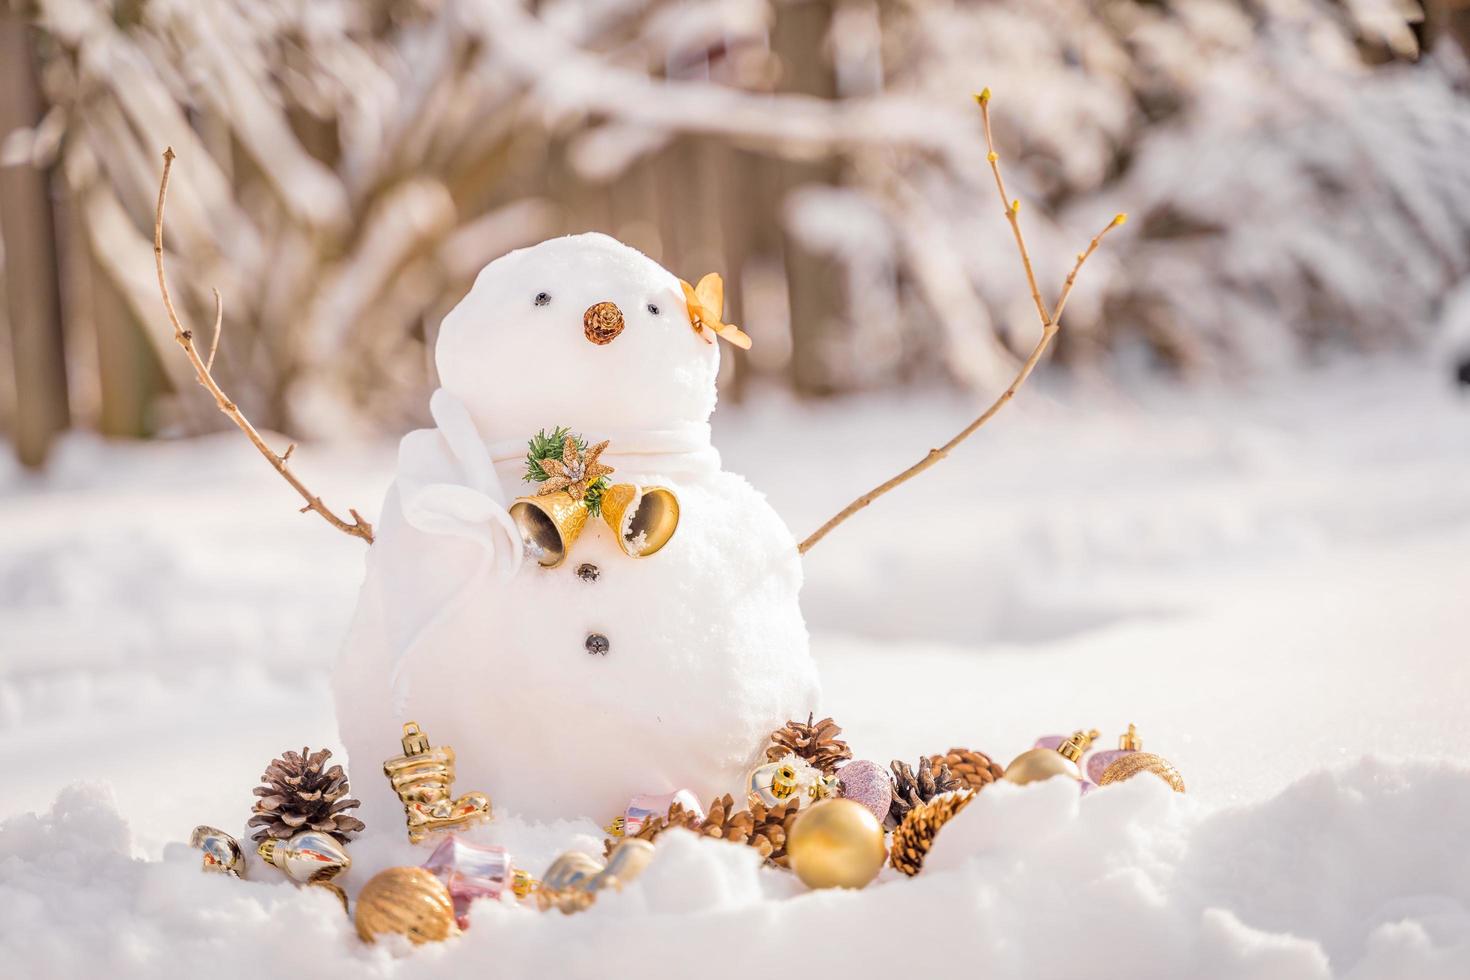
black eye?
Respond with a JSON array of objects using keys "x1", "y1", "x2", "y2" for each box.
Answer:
[
  {"x1": 534, "y1": 292, "x2": 551, "y2": 307},
  {"x1": 647, "y1": 303, "x2": 660, "y2": 315}
]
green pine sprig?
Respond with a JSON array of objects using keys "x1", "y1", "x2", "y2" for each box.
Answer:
[
  {"x1": 583, "y1": 477, "x2": 611, "y2": 517},
  {"x1": 523, "y1": 426, "x2": 585, "y2": 484}
]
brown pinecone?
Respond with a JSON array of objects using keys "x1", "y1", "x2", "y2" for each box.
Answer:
[
  {"x1": 890, "y1": 791, "x2": 974, "y2": 876},
  {"x1": 698, "y1": 794, "x2": 754, "y2": 845},
  {"x1": 746, "y1": 798, "x2": 802, "y2": 867},
  {"x1": 603, "y1": 799, "x2": 701, "y2": 856},
  {"x1": 248, "y1": 747, "x2": 364, "y2": 844},
  {"x1": 690, "y1": 794, "x2": 799, "y2": 867},
  {"x1": 765, "y1": 713, "x2": 852, "y2": 775},
  {"x1": 887, "y1": 757, "x2": 961, "y2": 828},
  {"x1": 927, "y1": 747, "x2": 1005, "y2": 792}
]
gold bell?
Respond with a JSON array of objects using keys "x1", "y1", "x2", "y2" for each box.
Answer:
[
  {"x1": 510, "y1": 492, "x2": 590, "y2": 568},
  {"x1": 599, "y1": 484, "x2": 680, "y2": 558}
]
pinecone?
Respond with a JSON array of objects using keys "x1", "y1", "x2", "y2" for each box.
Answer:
[
  {"x1": 927, "y1": 747, "x2": 1005, "y2": 792},
  {"x1": 744, "y1": 798, "x2": 802, "y2": 867},
  {"x1": 603, "y1": 799, "x2": 701, "y2": 856},
  {"x1": 887, "y1": 758, "x2": 962, "y2": 828},
  {"x1": 697, "y1": 794, "x2": 753, "y2": 845},
  {"x1": 765, "y1": 713, "x2": 852, "y2": 775},
  {"x1": 890, "y1": 791, "x2": 974, "y2": 876},
  {"x1": 686, "y1": 794, "x2": 798, "y2": 866},
  {"x1": 248, "y1": 747, "x2": 364, "y2": 844}
]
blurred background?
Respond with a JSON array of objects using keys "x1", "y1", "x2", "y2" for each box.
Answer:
[{"x1": 2, "y1": 0, "x2": 1470, "y2": 467}]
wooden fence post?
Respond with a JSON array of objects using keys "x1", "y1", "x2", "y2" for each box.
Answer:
[{"x1": 0, "y1": 14, "x2": 69, "y2": 466}]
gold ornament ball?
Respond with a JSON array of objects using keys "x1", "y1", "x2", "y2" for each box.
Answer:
[
  {"x1": 1098, "y1": 752, "x2": 1186, "y2": 793},
  {"x1": 354, "y1": 867, "x2": 457, "y2": 945},
  {"x1": 786, "y1": 798, "x2": 886, "y2": 890},
  {"x1": 1002, "y1": 747, "x2": 1081, "y2": 786}
]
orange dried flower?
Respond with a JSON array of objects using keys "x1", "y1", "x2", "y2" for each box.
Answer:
[{"x1": 679, "y1": 273, "x2": 752, "y2": 350}]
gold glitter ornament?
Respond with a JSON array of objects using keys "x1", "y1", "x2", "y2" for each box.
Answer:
[
  {"x1": 535, "y1": 437, "x2": 613, "y2": 501},
  {"x1": 599, "y1": 484, "x2": 680, "y2": 558},
  {"x1": 381, "y1": 722, "x2": 493, "y2": 844},
  {"x1": 1098, "y1": 752, "x2": 1186, "y2": 793},
  {"x1": 786, "y1": 798, "x2": 887, "y2": 890},
  {"x1": 1003, "y1": 729, "x2": 1098, "y2": 786},
  {"x1": 354, "y1": 867, "x2": 457, "y2": 945}
]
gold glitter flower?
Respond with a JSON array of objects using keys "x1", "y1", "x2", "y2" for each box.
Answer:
[
  {"x1": 680, "y1": 273, "x2": 752, "y2": 350},
  {"x1": 536, "y1": 437, "x2": 614, "y2": 501}
]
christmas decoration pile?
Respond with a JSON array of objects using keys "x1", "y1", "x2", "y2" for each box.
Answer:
[{"x1": 186, "y1": 710, "x2": 1186, "y2": 947}]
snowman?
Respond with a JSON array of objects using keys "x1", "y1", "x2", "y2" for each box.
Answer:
[{"x1": 333, "y1": 232, "x2": 819, "y2": 825}]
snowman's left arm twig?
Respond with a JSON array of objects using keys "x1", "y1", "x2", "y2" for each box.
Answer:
[
  {"x1": 796, "y1": 91, "x2": 1125, "y2": 556},
  {"x1": 153, "y1": 148, "x2": 376, "y2": 545}
]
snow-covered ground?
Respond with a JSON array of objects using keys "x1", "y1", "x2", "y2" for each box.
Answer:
[{"x1": 2, "y1": 357, "x2": 1468, "y2": 978}]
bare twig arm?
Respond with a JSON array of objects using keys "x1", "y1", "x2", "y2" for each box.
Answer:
[
  {"x1": 796, "y1": 93, "x2": 1125, "y2": 556},
  {"x1": 154, "y1": 147, "x2": 375, "y2": 544},
  {"x1": 977, "y1": 88, "x2": 1052, "y2": 329}
]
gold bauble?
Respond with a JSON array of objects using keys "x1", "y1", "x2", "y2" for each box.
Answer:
[
  {"x1": 354, "y1": 867, "x2": 457, "y2": 945},
  {"x1": 786, "y1": 798, "x2": 886, "y2": 890},
  {"x1": 1002, "y1": 747, "x2": 1081, "y2": 786},
  {"x1": 1097, "y1": 752, "x2": 1186, "y2": 793}
]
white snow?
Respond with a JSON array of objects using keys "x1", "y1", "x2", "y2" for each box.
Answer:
[{"x1": 3, "y1": 356, "x2": 1469, "y2": 977}]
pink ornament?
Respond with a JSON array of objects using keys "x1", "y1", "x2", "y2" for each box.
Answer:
[
  {"x1": 836, "y1": 760, "x2": 891, "y2": 823},
  {"x1": 421, "y1": 835, "x2": 513, "y2": 926},
  {"x1": 1086, "y1": 749, "x2": 1131, "y2": 784},
  {"x1": 622, "y1": 789, "x2": 704, "y2": 837},
  {"x1": 1086, "y1": 725, "x2": 1147, "y2": 784}
]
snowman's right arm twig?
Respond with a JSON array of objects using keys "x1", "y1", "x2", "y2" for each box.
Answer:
[
  {"x1": 154, "y1": 148, "x2": 376, "y2": 545},
  {"x1": 796, "y1": 91, "x2": 1125, "y2": 556}
]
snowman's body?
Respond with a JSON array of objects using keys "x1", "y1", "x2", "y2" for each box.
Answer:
[{"x1": 333, "y1": 233, "x2": 819, "y2": 825}]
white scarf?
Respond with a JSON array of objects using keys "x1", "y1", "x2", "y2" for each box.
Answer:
[{"x1": 398, "y1": 389, "x2": 720, "y2": 576}]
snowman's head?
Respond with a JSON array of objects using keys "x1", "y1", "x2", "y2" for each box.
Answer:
[{"x1": 435, "y1": 233, "x2": 720, "y2": 441}]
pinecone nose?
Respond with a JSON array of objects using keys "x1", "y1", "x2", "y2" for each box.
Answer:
[{"x1": 584, "y1": 301, "x2": 624, "y2": 344}]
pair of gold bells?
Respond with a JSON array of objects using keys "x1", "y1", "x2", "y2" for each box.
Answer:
[{"x1": 511, "y1": 484, "x2": 680, "y2": 568}]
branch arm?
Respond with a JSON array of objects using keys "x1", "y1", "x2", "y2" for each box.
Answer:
[{"x1": 154, "y1": 148, "x2": 374, "y2": 544}]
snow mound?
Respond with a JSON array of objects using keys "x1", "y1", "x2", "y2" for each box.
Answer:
[{"x1": 5, "y1": 761, "x2": 1468, "y2": 979}]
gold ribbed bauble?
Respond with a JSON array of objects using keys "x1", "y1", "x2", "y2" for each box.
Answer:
[
  {"x1": 786, "y1": 798, "x2": 886, "y2": 890},
  {"x1": 1001, "y1": 748, "x2": 1080, "y2": 786},
  {"x1": 1097, "y1": 752, "x2": 1186, "y2": 793},
  {"x1": 354, "y1": 867, "x2": 457, "y2": 945}
]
